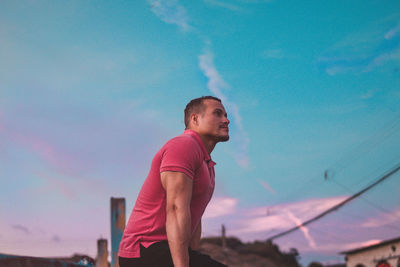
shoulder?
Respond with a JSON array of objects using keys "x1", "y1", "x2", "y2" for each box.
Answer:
[
  {"x1": 159, "y1": 133, "x2": 204, "y2": 177},
  {"x1": 164, "y1": 133, "x2": 201, "y2": 150},
  {"x1": 161, "y1": 133, "x2": 203, "y2": 163}
]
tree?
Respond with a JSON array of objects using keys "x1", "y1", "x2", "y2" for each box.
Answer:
[{"x1": 308, "y1": 262, "x2": 323, "y2": 267}]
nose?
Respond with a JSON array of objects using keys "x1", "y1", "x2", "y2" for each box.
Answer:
[{"x1": 224, "y1": 117, "x2": 230, "y2": 125}]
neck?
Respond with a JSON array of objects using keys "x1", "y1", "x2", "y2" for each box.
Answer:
[
  {"x1": 187, "y1": 128, "x2": 216, "y2": 154},
  {"x1": 199, "y1": 135, "x2": 216, "y2": 154}
]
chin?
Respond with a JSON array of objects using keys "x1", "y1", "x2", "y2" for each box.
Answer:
[{"x1": 217, "y1": 135, "x2": 230, "y2": 142}]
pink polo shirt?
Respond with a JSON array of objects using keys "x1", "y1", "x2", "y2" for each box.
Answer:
[{"x1": 118, "y1": 130, "x2": 216, "y2": 258}]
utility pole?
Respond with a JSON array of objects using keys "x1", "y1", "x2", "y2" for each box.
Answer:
[{"x1": 222, "y1": 224, "x2": 227, "y2": 250}]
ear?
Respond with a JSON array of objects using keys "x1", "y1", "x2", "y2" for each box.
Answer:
[{"x1": 190, "y1": 113, "x2": 199, "y2": 126}]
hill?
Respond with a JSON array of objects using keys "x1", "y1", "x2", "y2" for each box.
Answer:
[{"x1": 199, "y1": 237, "x2": 301, "y2": 267}]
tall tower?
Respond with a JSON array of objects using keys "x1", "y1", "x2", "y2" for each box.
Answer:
[
  {"x1": 110, "y1": 197, "x2": 126, "y2": 267},
  {"x1": 96, "y1": 238, "x2": 108, "y2": 267}
]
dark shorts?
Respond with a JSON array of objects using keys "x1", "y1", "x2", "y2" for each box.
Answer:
[{"x1": 119, "y1": 241, "x2": 227, "y2": 267}]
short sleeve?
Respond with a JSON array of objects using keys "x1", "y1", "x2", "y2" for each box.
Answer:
[{"x1": 160, "y1": 136, "x2": 202, "y2": 179}]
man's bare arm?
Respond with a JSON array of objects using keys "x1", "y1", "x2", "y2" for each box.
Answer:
[
  {"x1": 190, "y1": 220, "x2": 201, "y2": 250},
  {"x1": 161, "y1": 171, "x2": 193, "y2": 267}
]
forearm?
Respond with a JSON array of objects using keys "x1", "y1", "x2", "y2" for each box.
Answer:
[
  {"x1": 189, "y1": 221, "x2": 201, "y2": 250},
  {"x1": 166, "y1": 206, "x2": 191, "y2": 267}
]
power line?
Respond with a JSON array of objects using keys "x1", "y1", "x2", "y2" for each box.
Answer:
[
  {"x1": 327, "y1": 112, "x2": 400, "y2": 179},
  {"x1": 328, "y1": 159, "x2": 400, "y2": 227},
  {"x1": 346, "y1": 158, "x2": 399, "y2": 189},
  {"x1": 331, "y1": 177, "x2": 400, "y2": 221},
  {"x1": 270, "y1": 111, "x2": 400, "y2": 208},
  {"x1": 266, "y1": 162, "x2": 400, "y2": 241}
]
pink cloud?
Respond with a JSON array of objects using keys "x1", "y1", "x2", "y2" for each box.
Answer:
[
  {"x1": 0, "y1": 119, "x2": 109, "y2": 198},
  {"x1": 258, "y1": 179, "x2": 275, "y2": 194},
  {"x1": 230, "y1": 196, "x2": 348, "y2": 238},
  {"x1": 2, "y1": 120, "x2": 82, "y2": 176},
  {"x1": 245, "y1": 196, "x2": 348, "y2": 219},
  {"x1": 203, "y1": 197, "x2": 238, "y2": 218},
  {"x1": 208, "y1": 194, "x2": 395, "y2": 258},
  {"x1": 285, "y1": 210, "x2": 316, "y2": 249},
  {"x1": 21, "y1": 134, "x2": 79, "y2": 174},
  {"x1": 27, "y1": 170, "x2": 109, "y2": 201},
  {"x1": 361, "y1": 209, "x2": 400, "y2": 228},
  {"x1": 35, "y1": 172, "x2": 76, "y2": 200}
]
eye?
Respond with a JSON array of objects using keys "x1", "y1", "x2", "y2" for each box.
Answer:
[{"x1": 214, "y1": 110, "x2": 223, "y2": 116}]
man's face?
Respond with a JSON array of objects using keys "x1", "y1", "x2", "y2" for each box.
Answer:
[{"x1": 196, "y1": 99, "x2": 230, "y2": 142}]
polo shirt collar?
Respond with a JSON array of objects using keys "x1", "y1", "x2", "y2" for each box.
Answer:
[{"x1": 184, "y1": 129, "x2": 215, "y2": 166}]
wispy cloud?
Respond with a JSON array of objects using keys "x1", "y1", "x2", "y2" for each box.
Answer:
[
  {"x1": 3, "y1": 124, "x2": 82, "y2": 176},
  {"x1": 361, "y1": 209, "x2": 400, "y2": 228},
  {"x1": 198, "y1": 50, "x2": 229, "y2": 99},
  {"x1": 35, "y1": 172, "x2": 77, "y2": 200},
  {"x1": 360, "y1": 88, "x2": 380, "y2": 100},
  {"x1": 148, "y1": 0, "x2": 191, "y2": 31},
  {"x1": 385, "y1": 21, "x2": 400, "y2": 40},
  {"x1": 318, "y1": 19, "x2": 400, "y2": 75},
  {"x1": 198, "y1": 49, "x2": 250, "y2": 168},
  {"x1": 52, "y1": 235, "x2": 61, "y2": 243},
  {"x1": 203, "y1": 197, "x2": 238, "y2": 218},
  {"x1": 285, "y1": 210, "x2": 316, "y2": 249},
  {"x1": 259, "y1": 179, "x2": 275, "y2": 194},
  {"x1": 262, "y1": 49, "x2": 284, "y2": 59},
  {"x1": 204, "y1": 0, "x2": 242, "y2": 11},
  {"x1": 202, "y1": 195, "x2": 377, "y2": 253},
  {"x1": 12, "y1": 224, "x2": 31, "y2": 235},
  {"x1": 364, "y1": 47, "x2": 400, "y2": 72},
  {"x1": 233, "y1": 196, "x2": 348, "y2": 237},
  {"x1": 0, "y1": 98, "x2": 167, "y2": 180},
  {"x1": 148, "y1": 0, "x2": 250, "y2": 168},
  {"x1": 204, "y1": 0, "x2": 271, "y2": 11}
]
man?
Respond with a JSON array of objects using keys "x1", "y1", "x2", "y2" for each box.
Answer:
[{"x1": 118, "y1": 96, "x2": 230, "y2": 267}]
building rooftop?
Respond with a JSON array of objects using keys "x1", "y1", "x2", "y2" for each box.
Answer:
[{"x1": 340, "y1": 236, "x2": 400, "y2": 255}]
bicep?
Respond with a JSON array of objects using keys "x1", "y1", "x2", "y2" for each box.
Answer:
[{"x1": 161, "y1": 171, "x2": 193, "y2": 209}]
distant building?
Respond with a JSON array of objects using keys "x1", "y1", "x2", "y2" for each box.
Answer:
[
  {"x1": 341, "y1": 237, "x2": 400, "y2": 267},
  {"x1": 96, "y1": 238, "x2": 109, "y2": 267},
  {"x1": 110, "y1": 197, "x2": 125, "y2": 267}
]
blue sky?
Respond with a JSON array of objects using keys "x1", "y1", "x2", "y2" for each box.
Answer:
[{"x1": 1, "y1": 0, "x2": 400, "y2": 265}]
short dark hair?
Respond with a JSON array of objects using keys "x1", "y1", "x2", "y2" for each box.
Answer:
[{"x1": 184, "y1": 96, "x2": 221, "y2": 129}]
